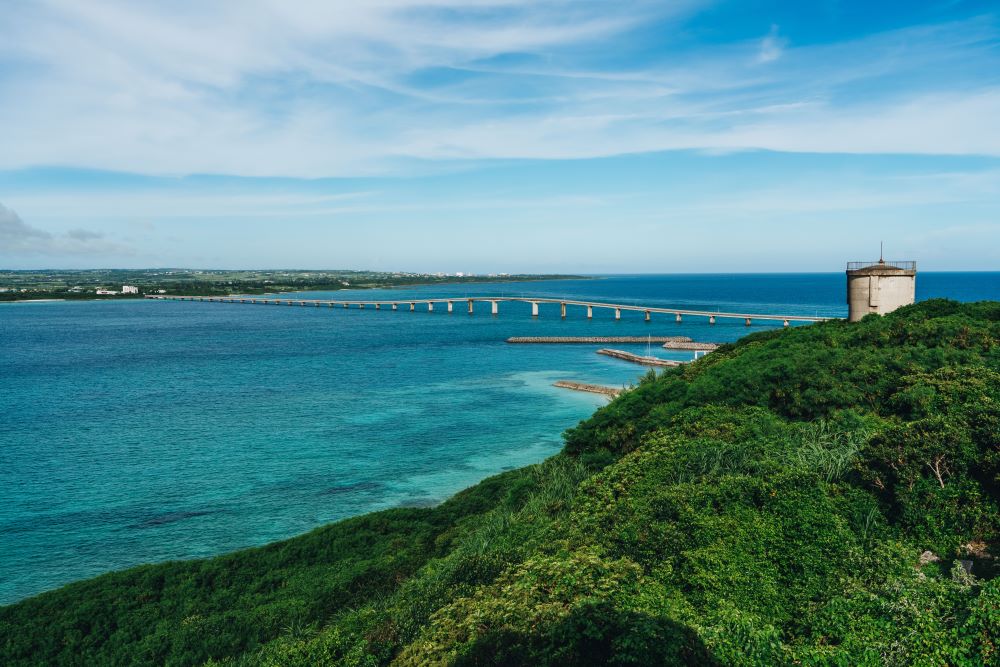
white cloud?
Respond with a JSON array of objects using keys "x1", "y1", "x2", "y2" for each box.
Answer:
[
  {"x1": 0, "y1": 2, "x2": 997, "y2": 177},
  {"x1": 757, "y1": 24, "x2": 785, "y2": 64}
]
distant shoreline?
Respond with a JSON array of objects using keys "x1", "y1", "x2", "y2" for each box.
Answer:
[
  {"x1": 2, "y1": 298, "x2": 67, "y2": 303},
  {"x1": 0, "y1": 274, "x2": 590, "y2": 303}
]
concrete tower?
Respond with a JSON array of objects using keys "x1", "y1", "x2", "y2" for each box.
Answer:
[{"x1": 846, "y1": 251, "x2": 916, "y2": 322}]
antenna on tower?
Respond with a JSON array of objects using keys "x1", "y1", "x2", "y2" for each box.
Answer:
[{"x1": 879, "y1": 241, "x2": 884, "y2": 264}]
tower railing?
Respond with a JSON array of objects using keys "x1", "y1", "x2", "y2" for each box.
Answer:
[{"x1": 847, "y1": 261, "x2": 916, "y2": 271}]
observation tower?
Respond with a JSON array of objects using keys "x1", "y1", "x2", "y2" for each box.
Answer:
[{"x1": 846, "y1": 248, "x2": 916, "y2": 322}]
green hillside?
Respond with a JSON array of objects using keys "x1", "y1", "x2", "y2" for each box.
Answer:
[{"x1": 3, "y1": 299, "x2": 999, "y2": 665}]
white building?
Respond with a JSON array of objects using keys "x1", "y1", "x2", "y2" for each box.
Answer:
[
  {"x1": 121, "y1": 285, "x2": 139, "y2": 294},
  {"x1": 95, "y1": 289, "x2": 117, "y2": 295}
]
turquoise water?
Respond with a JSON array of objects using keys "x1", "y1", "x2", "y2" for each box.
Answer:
[{"x1": 2, "y1": 273, "x2": 998, "y2": 604}]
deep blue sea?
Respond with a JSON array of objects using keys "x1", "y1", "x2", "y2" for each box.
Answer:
[{"x1": 2, "y1": 273, "x2": 998, "y2": 604}]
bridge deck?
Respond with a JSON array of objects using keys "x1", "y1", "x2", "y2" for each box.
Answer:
[{"x1": 146, "y1": 294, "x2": 834, "y2": 324}]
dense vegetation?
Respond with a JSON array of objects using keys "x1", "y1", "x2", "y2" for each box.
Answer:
[{"x1": 3, "y1": 299, "x2": 999, "y2": 665}]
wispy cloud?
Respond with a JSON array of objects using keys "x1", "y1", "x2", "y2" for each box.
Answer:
[
  {"x1": 757, "y1": 24, "x2": 786, "y2": 64},
  {"x1": 0, "y1": 2, "x2": 997, "y2": 177},
  {"x1": 2, "y1": 1, "x2": 1000, "y2": 271}
]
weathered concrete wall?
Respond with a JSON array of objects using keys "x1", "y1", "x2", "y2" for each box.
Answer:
[{"x1": 847, "y1": 265, "x2": 916, "y2": 322}]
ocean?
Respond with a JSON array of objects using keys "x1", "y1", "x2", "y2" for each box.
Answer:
[{"x1": 1, "y1": 272, "x2": 998, "y2": 604}]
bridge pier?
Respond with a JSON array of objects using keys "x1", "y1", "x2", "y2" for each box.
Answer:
[{"x1": 151, "y1": 294, "x2": 829, "y2": 328}]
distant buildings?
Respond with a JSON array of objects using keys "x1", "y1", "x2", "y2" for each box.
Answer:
[{"x1": 95, "y1": 285, "x2": 139, "y2": 295}]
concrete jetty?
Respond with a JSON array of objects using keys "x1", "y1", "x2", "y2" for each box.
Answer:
[
  {"x1": 662, "y1": 340, "x2": 719, "y2": 351},
  {"x1": 553, "y1": 380, "x2": 622, "y2": 397},
  {"x1": 507, "y1": 336, "x2": 693, "y2": 344},
  {"x1": 145, "y1": 294, "x2": 830, "y2": 326},
  {"x1": 597, "y1": 349, "x2": 684, "y2": 367}
]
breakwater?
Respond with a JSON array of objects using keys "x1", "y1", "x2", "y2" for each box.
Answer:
[
  {"x1": 662, "y1": 340, "x2": 719, "y2": 351},
  {"x1": 507, "y1": 336, "x2": 692, "y2": 344},
  {"x1": 553, "y1": 380, "x2": 622, "y2": 397},
  {"x1": 597, "y1": 349, "x2": 684, "y2": 367}
]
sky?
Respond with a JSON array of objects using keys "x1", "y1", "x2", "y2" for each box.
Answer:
[{"x1": 1, "y1": 0, "x2": 998, "y2": 272}]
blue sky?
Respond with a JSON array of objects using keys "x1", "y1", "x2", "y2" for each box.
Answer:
[{"x1": 1, "y1": 0, "x2": 998, "y2": 271}]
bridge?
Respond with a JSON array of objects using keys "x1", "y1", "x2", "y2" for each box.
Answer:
[{"x1": 145, "y1": 294, "x2": 833, "y2": 327}]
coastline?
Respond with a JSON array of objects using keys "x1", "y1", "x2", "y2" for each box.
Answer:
[
  {"x1": 8, "y1": 276, "x2": 995, "y2": 611},
  {"x1": 1, "y1": 298, "x2": 67, "y2": 303},
  {"x1": 4, "y1": 297, "x2": 1000, "y2": 665},
  {"x1": 0, "y1": 274, "x2": 590, "y2": 303}
]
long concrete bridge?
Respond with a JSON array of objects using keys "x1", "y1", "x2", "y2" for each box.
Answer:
[{"x1": 145, "y1": 294, "x2": 833, "y2": 327}]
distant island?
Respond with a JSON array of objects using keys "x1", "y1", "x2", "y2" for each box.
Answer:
[
  {"x1": 2, "y1": 299, "x2": 997, "y2": 665},
  {"x1": 0, "y1": 269, "x2": 587, "y2": 302}
]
